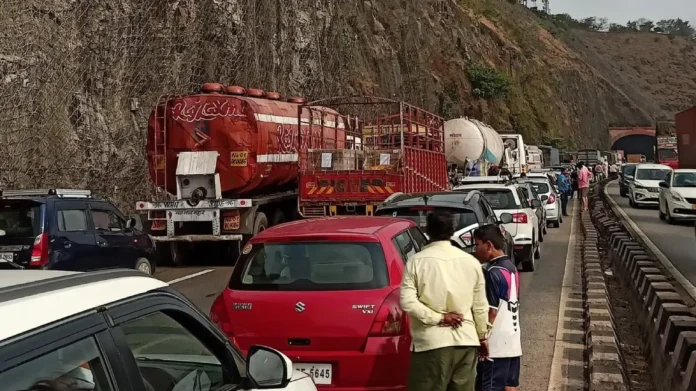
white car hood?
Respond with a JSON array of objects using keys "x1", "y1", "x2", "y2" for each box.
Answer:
[
  {"x1": 673, "y1": 187, "x2": 696, "y2": 198},
  {"x1": 634, "y1": 180, "x2": 662, "y2": 188}
]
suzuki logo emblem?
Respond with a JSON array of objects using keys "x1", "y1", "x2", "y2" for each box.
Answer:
[{"x1": 295, "y1": 302, "x2": 306, "y2": 313}]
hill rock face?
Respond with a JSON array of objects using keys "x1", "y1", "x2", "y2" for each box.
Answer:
[{"x1": 0, "y1": 0, "x2": 693, "y2": 208}]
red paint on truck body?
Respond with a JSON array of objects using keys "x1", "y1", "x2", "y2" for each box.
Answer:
[{"x1": 147, "y1": 92, "x2": 345, "y2": 196}]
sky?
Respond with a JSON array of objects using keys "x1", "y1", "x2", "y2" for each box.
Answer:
[{"x1": 550, "y1": 0, "x2": 695, "y2": 25}]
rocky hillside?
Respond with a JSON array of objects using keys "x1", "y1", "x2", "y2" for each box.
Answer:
[
  {"x1": 0, "y1": 0, "x2": 689, "y2": 208},
  {"x1": 550, "y1": 27, "x2": 696, "y2": 125}
]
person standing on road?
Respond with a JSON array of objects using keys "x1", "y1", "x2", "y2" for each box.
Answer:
[
  {"x1": 569, "y1": 168, "x2": 578, "y2": 199},
  {"x1": 473, "y1": 225, "x2": 522, "y2": 391},
  {"x1": 577, "y1": 162, "x2": 591, "y2": 211},
  {"x1": 557, "y1": 169, "x2": 570, "y2": 217},
  {"x1": 401, "y1": 211, "x2": 489, "y2": 391}
]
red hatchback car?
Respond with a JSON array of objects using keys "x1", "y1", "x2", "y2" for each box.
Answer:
[{"x1": 210, "y1": 216, "x2": 429, "y2": 390}]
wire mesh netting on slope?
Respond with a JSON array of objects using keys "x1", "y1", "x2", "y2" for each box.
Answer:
[{"x1": 0, "y1": 0, "x2": 357, "y2": 210}]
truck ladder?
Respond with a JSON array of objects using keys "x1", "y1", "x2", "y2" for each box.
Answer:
[{"x1": 152, "y1": 95, "x2": 170, "y2": 199}]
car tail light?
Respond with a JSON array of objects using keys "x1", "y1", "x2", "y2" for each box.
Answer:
[
  {"x1": 547, "y1": 194, "x2": 556, "y2": 204},
  {"x1": 459, "y1": 232, "x2": 473, "y2": 247},
  {"x1": 369, "y1": 289, "x2": 406, "y2": 337},
  {"x1": 511, "y1": 213, "x2": 528, "y2": 224},
  {"x1": 210, "y1": 295, "x2": 235, "y2": 336},
  {"x1": 30, "y1": 233, "x2": 49, "y2": 267}
]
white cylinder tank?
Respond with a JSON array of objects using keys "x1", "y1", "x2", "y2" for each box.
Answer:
[{"x1": 444, "y1": 118, "x2": 504, "y2": 167}]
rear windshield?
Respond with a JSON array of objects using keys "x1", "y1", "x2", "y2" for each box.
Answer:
[
  {"x1": 524, "y1": 181, "x2": 550, "y2": 194},
  {"x1": 636, "y1": 168, "x2": 670, "y2": 181},
  {"x1": 478, "y1": 190, "x2": 519, "y2": 209},
  {"x1": 230, "y1": 242, "x2": 388, "y2": 291},
  {"x1": 0, "y1": 202, "x2": 42, "y2": 239},
  {"x1": 379, "y1": 207, "x2": 477, "y2": 230}
]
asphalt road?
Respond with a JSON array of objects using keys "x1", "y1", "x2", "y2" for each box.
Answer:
[
  {"x1": 606, "y1": 182, "x2": 696, "y2": 285},
  {"x1": 153, "y1": 206, "x2": 576, "y2": 389}
]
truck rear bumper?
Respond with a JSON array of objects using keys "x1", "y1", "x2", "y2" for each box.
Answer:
[{"x1": 151, "y1": 234, "x2": 243, "y2": 242}]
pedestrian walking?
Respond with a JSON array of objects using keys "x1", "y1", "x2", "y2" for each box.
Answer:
[
  {"x1": 473, "y1": 225, "x2": 522, "y2": 391},
  {"x1": 557, "y1": 169, "x2": 570, "y2": 216},
  {"x1": 401, "y1": 210, "x2": 489, "y2": 391},
  {"x1": 577, "y1": 162, "x2": 591, "y2": 211}
]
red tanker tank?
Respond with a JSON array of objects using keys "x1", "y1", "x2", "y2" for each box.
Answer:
[{"x1": 147, "y1": 84, "x2": 346, "y2": 196}]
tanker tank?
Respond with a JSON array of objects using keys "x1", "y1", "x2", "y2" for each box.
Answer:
[
  {"x1": 147, "y1": 83, "x2": 346, "y2": 197},
  {"x1": 444, "y1": 118, "x2": 504, "y2": 167}
]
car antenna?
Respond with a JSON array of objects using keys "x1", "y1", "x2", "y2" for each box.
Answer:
[{"x1": 422, "y1": 194, "x2": 429, "y2": 205}]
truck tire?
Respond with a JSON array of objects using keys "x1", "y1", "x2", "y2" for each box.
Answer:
[
  {"x1": 253, "y1": 212, "x2": 268, "y2": 236},
  {"x1": 170, "y1": 242, "x2": 189, "y2": 266}
]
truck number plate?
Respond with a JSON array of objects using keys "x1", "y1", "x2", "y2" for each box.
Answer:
[{"x1": 171, "y1": 210, "x2": 215, "y2": 222}]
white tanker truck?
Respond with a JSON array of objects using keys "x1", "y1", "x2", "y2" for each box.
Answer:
[{"x1": 444, "y1": 118, "x2": 527, "y2": 180}]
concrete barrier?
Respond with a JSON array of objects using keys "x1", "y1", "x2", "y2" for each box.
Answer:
[
  {"x1": 580, "y1": 184, "x2": 627, "y2": 391},
  {"x1": 587, "y1": 179, "x2": 696, "y2": 390}
]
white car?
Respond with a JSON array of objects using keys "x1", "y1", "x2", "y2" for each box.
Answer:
[
  {"x1": 518, "y1": 177, "x2": 563, "y2": 228},
  {"x1": 658, "y1": 169, "x2": 696, "y2": 224},
  {"x1": 0, "y1": 269, "x2": 316, "y2": 391},
  {"x1": 454, "y1": 183, "x2": 542, "y2": 272},
  {"x1": 628, "y1": 163, "x2": 672, "y2": 207}
]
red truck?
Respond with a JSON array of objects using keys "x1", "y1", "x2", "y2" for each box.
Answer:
[
  {"x1": 298, "y1": 98, "x2": 449, "y2": 217},
  {"x1": 136, "y1": 86, "x2": 447, "y2": 265},
  {"x1": 677, "y1": 106, "x2": 696, "y2": 169}
]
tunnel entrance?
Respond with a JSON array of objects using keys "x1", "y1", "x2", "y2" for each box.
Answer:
[{"x1": 611, "y1": 135, "x2": 655, "y2": 161}]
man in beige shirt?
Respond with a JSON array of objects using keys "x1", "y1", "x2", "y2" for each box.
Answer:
[{"x1": 401, "y1": 211, "x2": 489, "y2": 391}]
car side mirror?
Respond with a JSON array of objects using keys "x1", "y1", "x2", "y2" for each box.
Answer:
[
  {"x1": 531, "y1": 199, "x2": 542, "y2": 208},
  {"x1": 247, "y1": 345, "x2": 292, "y2": 389},
  {"x1": 540, "y1": 195, "x2": 549, "y2": 202},
  {"x1": 126, "y1": 217, "x2": 137, "y2": 230},
  {"x1": 659, "y1": 181, "x2": 668, "y2": 188},
  {"x1": 499, "y1": 213, "x2": 514, "y2": 224},
  {"x1": 626, "y1": 175, "x2": 634, "y2": 181}
]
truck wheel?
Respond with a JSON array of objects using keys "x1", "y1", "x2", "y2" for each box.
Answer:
[
  {"x1": 253, "y1": 212, "x2": 268, "y2": 236},
  {"x1": 170, "y1": 242, "x2": 189, "y2": 266}
]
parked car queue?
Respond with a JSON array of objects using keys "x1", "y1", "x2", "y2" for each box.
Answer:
[
  {"x1": 210, "y1": 173, "x2": 566, "y2": 390},
  {"x1": 0, "y1": 177, "x2": 567, "y2": 391}
]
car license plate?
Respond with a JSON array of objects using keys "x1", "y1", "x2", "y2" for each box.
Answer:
[
  {"x1": 0, "y1": 253, "x2": 13, "y2": 263},
  {"x1": 294, "y1": 363, "x2": 332, "y2": 385}
]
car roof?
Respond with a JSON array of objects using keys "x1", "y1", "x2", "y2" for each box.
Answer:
[
  {"x1": 378, "y1": 192, "x2": 478, "y2": 211},
  {"x1": 253, "y1": 216, "x2": 414, "y2": 240},
  {"x1": 0, "y1": 269, "x2": 167, "y2": 341},
  {"x1": 454, "y1": 183, "x2": 514, "y2": 190},
  {"x1": 636, "y1": 163, "x2": 671, "y2": 170}
]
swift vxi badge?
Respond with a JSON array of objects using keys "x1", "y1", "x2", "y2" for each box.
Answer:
[
  {"x1": 352, "y1": 304, "x2": 376, "y2": 314},
  {"x1": 232, "y1": 303, "x2": 252, "y2": 311}
]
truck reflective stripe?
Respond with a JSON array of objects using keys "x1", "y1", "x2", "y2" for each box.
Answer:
[
  {"x1": 367, "y1": 186, "x2": 376, "y2": 194},
  {"x1": 384, "y1": 186, "x2": 394, "y2": 194},
  {"x1": 326, "y1": 187, "x2": 335, "y2": 195}
]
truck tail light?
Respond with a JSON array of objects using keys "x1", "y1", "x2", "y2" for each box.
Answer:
[
  {"x1": 30, "y1": 233, "x2": 49, "y2": 267},
  {"x1": 369, "y1": 289, "x2": 406, "y2": 336},
  {"x1": 512, "y1": 213, "x2": 528, "y2": 224}
]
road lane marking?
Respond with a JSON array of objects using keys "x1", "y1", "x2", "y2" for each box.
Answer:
[
  {"x1": 547, "y1": 199, "x2": 579, "y2": 391},
  {"x1": 166, "y1": 269, "x2": 215, "y2": 285},
  {"x1": 604, "y1": 182, "x2": 696, "y2": 302}
]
